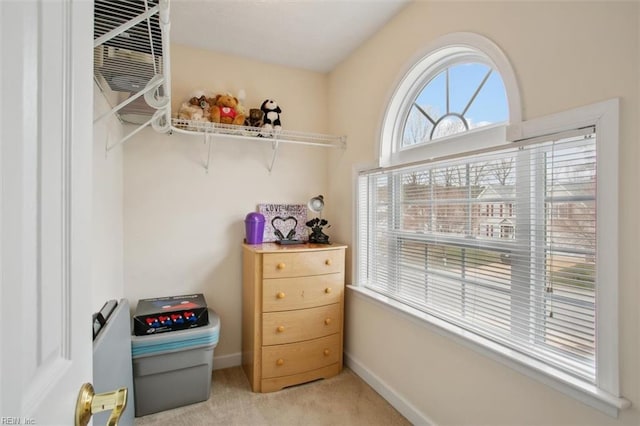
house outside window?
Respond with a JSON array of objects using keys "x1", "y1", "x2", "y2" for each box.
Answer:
[{"x1": 356, "y1": 33, "x2": 625, "y2": 415}]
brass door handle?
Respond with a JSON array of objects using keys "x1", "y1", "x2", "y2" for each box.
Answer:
[{"x1": 76, "y1": 383, "x2": 128, "y2": 426}]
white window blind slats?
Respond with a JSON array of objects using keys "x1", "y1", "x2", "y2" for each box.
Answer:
[{"x1": 359, "y1": 129, "x2": 597, "y2": 383}]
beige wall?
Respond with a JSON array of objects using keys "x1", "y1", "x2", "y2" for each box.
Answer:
[
  {"x1": 123, "y1": 45, "x2": 331, "y2": 360},
  {"x1": 92, "y1": 83, "x2": 125, "y2": 312},
  {"x1": 329, "y1": 1, "x2": 639, "y2": 425}
]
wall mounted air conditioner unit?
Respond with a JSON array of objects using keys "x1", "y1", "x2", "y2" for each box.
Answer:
[{"x1": 93, "y1": 0, "x2": 171, "y2": 144}]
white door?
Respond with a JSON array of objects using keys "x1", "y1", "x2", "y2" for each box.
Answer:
[{"x1": 0, "y1": 1, "x2": 94, "y2": 424}]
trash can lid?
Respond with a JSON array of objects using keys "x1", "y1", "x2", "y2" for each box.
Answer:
[
  {"x1": 245, "y1": 212, "x2": 265, "y2": 223},
  {"x1": 131, "y1": 309, "x2": 220, "y2": 358}
]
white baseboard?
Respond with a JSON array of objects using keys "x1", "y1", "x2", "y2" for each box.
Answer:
[
  {"x1": 213, "y1": 352, "x2": 242, "y2": 370},
  {"x1": 344, "y1": 352, "x2": 435, "y2": 426}
]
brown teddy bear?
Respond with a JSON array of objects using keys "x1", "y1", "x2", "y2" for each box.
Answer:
[
  {"x1": 210, "y1": 94, "x2": 245, "y2": 125},
  {"x1": 246, "y1": 108, "x2": 264, "y2": 127}
]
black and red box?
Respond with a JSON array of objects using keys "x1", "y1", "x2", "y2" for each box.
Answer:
[{"x1": 133, "y1": 293, "x2": 208, "y2": 336}]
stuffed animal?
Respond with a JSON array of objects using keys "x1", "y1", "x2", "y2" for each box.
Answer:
[
  {"x1": 261, "y1": 99, "x2": 282, "y2": 131},
  {"x1": 245, "y1": 108, "x2": 264, "y2": 127},
  {"x1": 176, "y1": 90, "x2": 215, "y2": 124},
  {"x1": 189, "y1": 95, "x2": 214, "y2": 121},
  {"x1": 211, "y1": 94, "x2": 245, "y2": 125},
  {"x1": 177, "y1": 101, "x2": 205, "y2": 122}
]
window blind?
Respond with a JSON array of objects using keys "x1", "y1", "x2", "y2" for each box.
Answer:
[{"x1": 358, "y1": 127, "x2": 597, "y2": 382}]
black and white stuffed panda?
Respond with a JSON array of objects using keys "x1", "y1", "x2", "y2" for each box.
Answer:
[{"x1": 260, "y1": 99, "x2": 282, "y2": 131}]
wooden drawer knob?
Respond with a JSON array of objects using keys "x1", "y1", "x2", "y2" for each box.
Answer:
[
  {"x1": 324, "y1": 287, "x2": 332, "y2": 294},
  {"x1": 276, "y1": 263, "x2": 286, "y2": 270},
  {"x1": 276, "y1": 358, "x2": 284, "y2": 366},
  {"x1": 324, "y1": 318, "x2": 332, "y2": 325},
  {"x1": 325, "y1": 259, "x2": 332, "y2": 266},
  {"x1": 276, "y1": 292, "x2": 286, "y2": 299},
  {"x1": 323, "y1": 349, "x2": 330, "y2": 356},
  {"x1": 276, "y1": 325, "x2": 285, "y2": 333}
]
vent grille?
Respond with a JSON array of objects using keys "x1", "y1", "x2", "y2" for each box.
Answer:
[{"x1": 94, "y1": 0, "x2": 162, "y2": 56}]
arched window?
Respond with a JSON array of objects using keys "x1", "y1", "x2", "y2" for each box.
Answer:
[
  {"x1": 359, "y1": 32, "x2": 625, "y2": 414},
  {"x1": 379, "y1": 33, "x2": 521, "y2": 167}
]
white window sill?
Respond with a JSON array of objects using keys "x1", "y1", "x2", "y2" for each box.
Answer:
[{"x1": 347, "y1": 285, "x2": 631, "y2": 417}]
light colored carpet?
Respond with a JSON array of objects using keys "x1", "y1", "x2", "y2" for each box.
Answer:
[{"x1": 134, "y1": 366, "x2": 411, "y2": 426}]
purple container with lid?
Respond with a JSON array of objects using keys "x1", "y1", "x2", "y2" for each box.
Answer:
[{"x1": 244, "y1": 212, "x2": 265, "y2": 244}]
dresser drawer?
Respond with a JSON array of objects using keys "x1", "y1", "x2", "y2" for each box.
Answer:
[
  {"x1": 263, "y1": 249, "x2": 344, "y2": 278},
  {"x1": 263, "y1": 304, "x2": 341, "y2": 345},
  {"x1": 263, "y1": 273, "x2": 343, "y2": 312},
  {"x1": 261, "y1": 334, "x2": 341, "y2": 379}
]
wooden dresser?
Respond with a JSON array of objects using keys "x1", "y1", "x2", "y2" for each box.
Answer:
[{"x1": 242, "y1": 242, "x2": 347, "y2": 393}]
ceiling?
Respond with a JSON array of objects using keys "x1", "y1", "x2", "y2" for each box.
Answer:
[{"x1": 170, "y1": 0, "x2": 410, "y2": 73}]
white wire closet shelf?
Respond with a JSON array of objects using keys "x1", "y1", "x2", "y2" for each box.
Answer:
[
  {"x1": 171, "y1": 119, "x2": 345, "y2": 147},
  {"x1": 171, "y1": 119, "x2": 347, "y2": 172}
]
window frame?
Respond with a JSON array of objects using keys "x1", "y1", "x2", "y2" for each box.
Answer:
[
  {"x1": 511, "y1": 99, "x2": 622, "y2": 400},
  {"x1": 355, "y1": 31, "x2": 626, "y2": 414}
]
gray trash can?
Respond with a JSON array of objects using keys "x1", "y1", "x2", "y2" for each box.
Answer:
[{"x1": 131, "y1": 308, "x2": 220, "y2": 417}]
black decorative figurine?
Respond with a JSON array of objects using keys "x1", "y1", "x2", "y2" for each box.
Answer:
[{"x1": 306, "y1": 218, "x2": 330, "y2": 244}]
